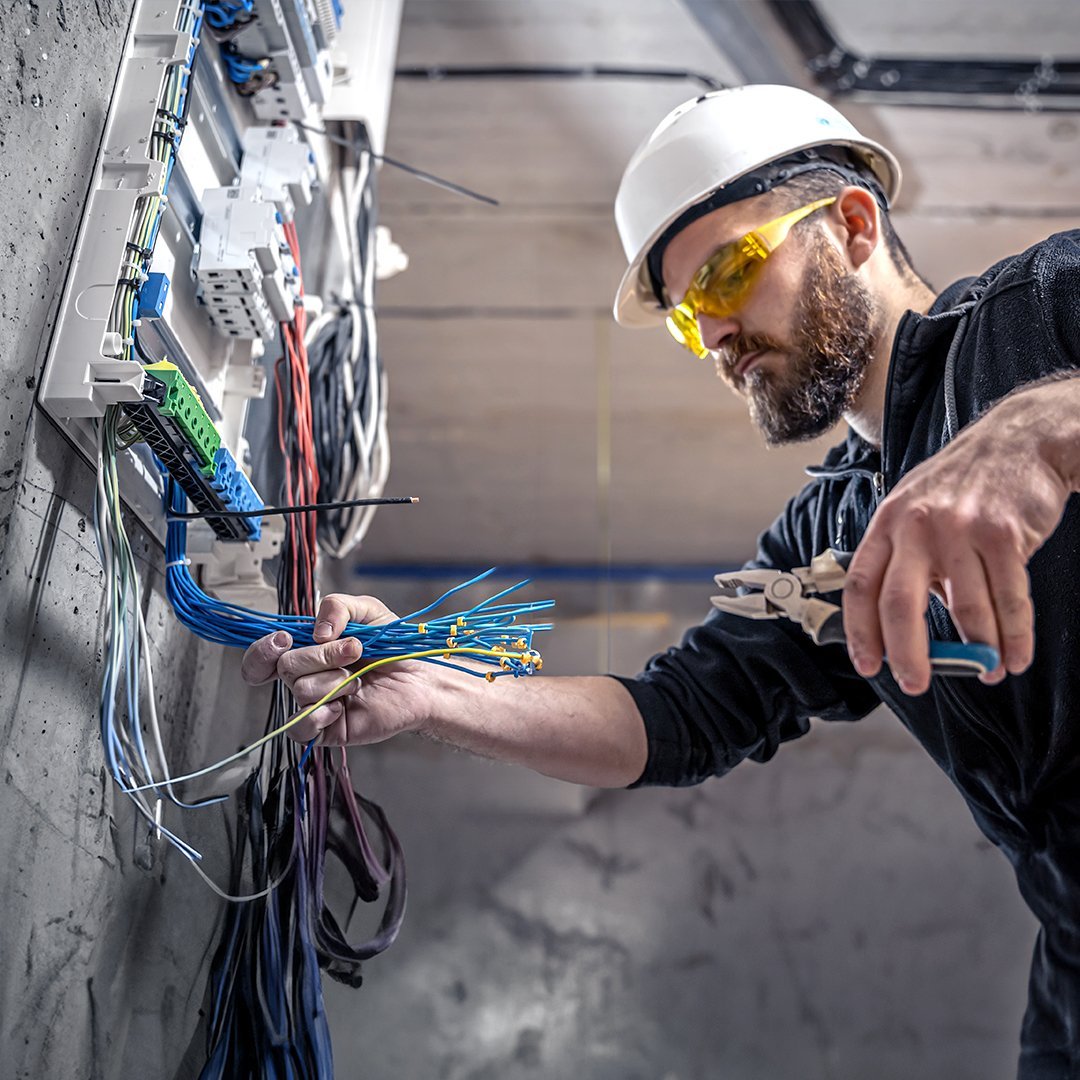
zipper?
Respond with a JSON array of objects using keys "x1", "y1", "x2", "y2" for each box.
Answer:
[{"x1": 877, "y1": 311, "x2": 909, "y2": 501}]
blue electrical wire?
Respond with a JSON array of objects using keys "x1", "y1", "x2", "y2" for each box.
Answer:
[
  {"x1": 204, "y1": 0, "x2": 251, "y2": 28},
  {"x1": 164, "y1": 481, "x2": 553, "y2": 672}
]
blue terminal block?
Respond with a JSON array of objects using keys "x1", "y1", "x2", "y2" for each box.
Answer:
[
  {"x1": 138, "y1": 272, "x2": 171, "y2": 319},
  {"x1": 206, "y1": 447, "x2": 264, "y2": 541}
]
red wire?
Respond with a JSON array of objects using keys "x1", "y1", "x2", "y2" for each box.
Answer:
[{"x1": 277, "y1": 219, "x2": 319, "y2": 615}]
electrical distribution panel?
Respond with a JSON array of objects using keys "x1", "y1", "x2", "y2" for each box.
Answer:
[{"x1": 38, "y1": 0, "x2": 402, "y2": 602}]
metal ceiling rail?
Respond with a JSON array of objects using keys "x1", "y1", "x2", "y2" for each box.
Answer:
[{"x1": 768, "y1": 0, "x2": 1080, "y2": 110}]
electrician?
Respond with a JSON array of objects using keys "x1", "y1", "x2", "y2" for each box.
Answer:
[{"x1": 242, "y1": 85, "x2": 1080, "y2": 1075}]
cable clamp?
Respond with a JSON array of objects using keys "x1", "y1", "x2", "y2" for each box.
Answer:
[{"x1": 165, "y1": 557, "x2": 192, "y2": 569}]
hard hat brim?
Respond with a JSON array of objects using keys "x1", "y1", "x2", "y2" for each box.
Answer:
[{"x1": 612, "y1": 135, "x2": 901, "y2": 329}]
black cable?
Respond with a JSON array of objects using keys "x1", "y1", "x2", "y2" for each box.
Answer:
[
  {"x1": 292, "y1": 120, "x2": 499, "y2": 206},
  {"x1": 393, "y1": 62, "x2": 727, "y2": 92},
  {"x1": 167, "y1": 495, "x2": 417, "y2": 521}
]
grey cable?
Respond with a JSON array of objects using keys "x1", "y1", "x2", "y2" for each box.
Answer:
[{"x1": 942, "y1": 307, "x2": 975, "y2": 443}]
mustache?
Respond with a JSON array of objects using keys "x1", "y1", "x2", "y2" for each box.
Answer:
[{"x1": 715, "y1": 334, "x2": 786, "y2": 378}]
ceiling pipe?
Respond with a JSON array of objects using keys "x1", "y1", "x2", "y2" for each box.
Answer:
[{"x1": 768, "y1": 0, "x2": 1080, "y2": 110}]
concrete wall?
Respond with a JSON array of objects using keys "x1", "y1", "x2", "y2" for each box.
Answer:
[{"x1": 0, "y1": 2, "x2": 250, "y2": 1075}]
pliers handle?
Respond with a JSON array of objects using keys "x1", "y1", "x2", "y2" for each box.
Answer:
[{"x1": 711, "y1": 549, "x2": 1000, "y2": 679}]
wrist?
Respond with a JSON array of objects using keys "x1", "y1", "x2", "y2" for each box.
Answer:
[
  {"x1": 1007, "y1": 379, "x2": 1080, "y2": 491},
  {"x1": 412, "y1": 656, "x2": 487, "y2": 738}
]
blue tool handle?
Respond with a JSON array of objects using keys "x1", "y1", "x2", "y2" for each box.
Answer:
[{"x1": 927, "y1": 640, "x2": 1000, "y2": 677}]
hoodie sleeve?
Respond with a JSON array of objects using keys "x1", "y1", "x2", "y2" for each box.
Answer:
[
  {"x1": 960, "y1": 230, "x2": 1080, "y2": 418},
  {"x1": 1034, "y1": 230, "x2": 1080, "y2": 372},
  {"x1": 614, "y1": 482, "x2": 882, "y2": 788}
]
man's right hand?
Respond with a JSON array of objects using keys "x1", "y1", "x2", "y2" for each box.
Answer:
[{"x1": 240, "y1": 593, "x2": 433, "y2": 746}]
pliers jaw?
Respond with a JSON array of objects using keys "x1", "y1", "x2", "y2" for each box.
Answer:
[
  {"x1": 710, "y1": 569, "x2": 789, "y2": 620},
  {"x1": 711, "y1": 549, "x2": 1000, "y2": 678},
  {"x1": 712, "y1": 567, "x2": 845, "y2": 645}
]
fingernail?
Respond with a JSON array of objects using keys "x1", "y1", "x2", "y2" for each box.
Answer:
[
  {"x1": 314, "y1": 620, "x2": 334, "y2": 641},
  {"x1": 339, "y1": 638, "x2": 361, "y2": 660},
  {"x1": 272, "y1": 631, "x2": 291, "y2": 649}
]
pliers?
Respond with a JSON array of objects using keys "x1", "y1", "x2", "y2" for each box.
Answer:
[{"x1": 711, "y1": 548, "x2": 1000, "y2": 678}]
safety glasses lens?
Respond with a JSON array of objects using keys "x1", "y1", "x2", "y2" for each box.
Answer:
[
  {"x1": 692, "y1": 244, "x2": 765, "y2": 319},
  {"x1": 666, "y1": 305, "x2": 711, "y2": 360}
]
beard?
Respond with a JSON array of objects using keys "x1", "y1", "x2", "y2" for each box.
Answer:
[{"x1": 715, "y1": 236, "x2": 878, "y2": 446}]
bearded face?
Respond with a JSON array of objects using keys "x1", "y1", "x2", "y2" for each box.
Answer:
[{"x1": 714, "y1": 233, "x2": 879, "y2": 446}]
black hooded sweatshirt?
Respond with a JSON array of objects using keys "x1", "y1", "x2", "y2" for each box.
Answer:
[{"x1": 616, "y1": 230, "x2": 1080, "y2": 1077}]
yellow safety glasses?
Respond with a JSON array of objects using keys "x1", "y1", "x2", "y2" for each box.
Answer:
[{"x1": 665, "y1": 197, "x2": 837, "y2": 359}]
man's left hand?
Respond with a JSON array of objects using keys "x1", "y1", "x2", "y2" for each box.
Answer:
[{"x1": 842, "y1": 380, "x2": 1076, "y2": 695}]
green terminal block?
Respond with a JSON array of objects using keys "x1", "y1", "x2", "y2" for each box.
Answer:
[{"x1": 142, "y1": 361, "x2": 221, "y2": 470}]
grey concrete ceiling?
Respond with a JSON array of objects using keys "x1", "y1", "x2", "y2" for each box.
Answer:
[{"x1": 353, "y1": 0, "x2": 1080, "y2": 570}]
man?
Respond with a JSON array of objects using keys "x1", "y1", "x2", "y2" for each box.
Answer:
[{"x1": 242, "y1": 86, "x2": 1080, "y2": 1074}]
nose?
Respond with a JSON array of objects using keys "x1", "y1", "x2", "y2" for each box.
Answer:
[{"x1": 696, "y1": 312, "x2": 741, "y2": 355}]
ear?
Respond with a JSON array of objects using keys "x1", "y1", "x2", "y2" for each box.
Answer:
[{"x1": 830, "y1": 186, "x2": 880, "y2": 271}]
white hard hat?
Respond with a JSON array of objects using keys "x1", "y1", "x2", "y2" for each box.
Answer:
[{"x1": 613, "y1": 84, "x2": 901, "y2": 328}]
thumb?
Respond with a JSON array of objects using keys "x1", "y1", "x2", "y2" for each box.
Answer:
[{"x1": 241, "y1": 630, "x2": 293, "y2": 685}]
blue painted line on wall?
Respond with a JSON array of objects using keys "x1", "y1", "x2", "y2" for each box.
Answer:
[{"x1": 352, "y1": 563, "x2": 742, "y2": 583}]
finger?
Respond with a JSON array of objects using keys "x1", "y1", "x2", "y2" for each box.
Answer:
[
  {"x1": 313, "y1": 593, "x2": 397, "y2": 643},
  {"x1": 843, "y1": 531, "x2": 893, "y2": 678},
  {"x1": 940, "y1": 554, "x2": 1005, "y2": 685},
  {"x1": 277, "y1": 636, "x2": 363, "y2": 684},
  {"x1": 981, "y1": 547, "x2": 1034, "y2": 677},
  {"x1": 314, "y1": 710, "x2": 350, "y2": 747},
  {"x1": 291, "y1": 668, "x2": 361, "y2": 708},
  {"x1": 241, "y1": 631, "x2": 293, "y2": 685},
  {"x1": 877, "y1": 542, "x2": 934, "y2": 696},
  {"x1": 941, "y1": 553, "x2": 1001, "y2": 649},
  {"x1": 288, "y1": 700, "x2": 344, "y2": 743}
]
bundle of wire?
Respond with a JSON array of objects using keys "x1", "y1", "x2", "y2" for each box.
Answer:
[
  {"x1": 200, "y1": 193, "x2": 378, "y2": 1077},
  {"x1": 94, "y1": 409, "x2": 229, "y2": 877},
  {"x1": 193, "y1": 161, "x2": 547, "y2": 1076},
  {"x1": 166, "y1": 492, "x2": 552, "y2": 660},
  {"x1": 305, "y1": 121, "x2": 389, "y2": 559}
]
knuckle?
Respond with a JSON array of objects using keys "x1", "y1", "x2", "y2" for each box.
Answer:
[
  {"x1": 275, "y1": 651, "x2": 299, "y2": 681},
  {"x1": 995, "y1": 591, "x2": 1032, "y2": 619},
  {"x1": 294, "y1": 669, "x2": 347, "y2": 706},
  {"x1": 316, "y1": 640, "x2": 340, "y2": 666},
  {"x1": 902, "y1": 503, "x2": 933, "y2": 529},
  {"x1": 969, "y1": 515, "x2": 1007, "y2": 546},
  {"x1": 872, "y1": 498, "x2": 901, "y2": 525},
  {"x1": 306, "y1": 702, "x2": 343, "y2": 728},
  {"x1": 356, "y1": 594, "x2": 385, "y2": 620},
  {"x1": 242, "y1": 636, "x2": 277, "y2": 678},
  {"x1": 844, "y1": 570, "x2": 874, "y2": 599},
  {"x1": 950, "y1": 598, "x2": 990, "y2": 623},
  {"x1": 879, "y1": 587, "x2": 916, "y2": 619},
  {"x1": 291, "y1": 675, "x2": 317, "y2": 705}
]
